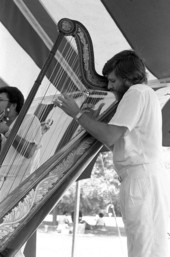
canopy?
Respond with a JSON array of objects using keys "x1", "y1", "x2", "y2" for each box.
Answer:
[
  {"x1": 0, "y1": 0, "x2": 59, "y2": 71},
  {"x1": 101, "y1": 0, "x2": 170, "y2": 80},
  {"x1": 1, "y1": 0, "x2": 170, "y2": 80}
]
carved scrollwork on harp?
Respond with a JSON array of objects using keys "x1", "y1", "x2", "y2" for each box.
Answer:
[
  {"x1": 58, "y1": 18, "x2": 108, "y2": 89},
  {"x1": 0, "y1": 137, "x2": 93, "y2": 247}
]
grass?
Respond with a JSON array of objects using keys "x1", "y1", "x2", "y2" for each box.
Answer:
[
  {"x1": 85, "y1": 225, "x2": 126, "y2": 237},
  {"x1": 37, "y1": 219, "x2": 127, "y2": 257}
]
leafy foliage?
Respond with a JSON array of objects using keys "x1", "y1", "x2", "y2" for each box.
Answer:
[{"x1": 55, "y1": 152, "x2": 122, "y2": 216}]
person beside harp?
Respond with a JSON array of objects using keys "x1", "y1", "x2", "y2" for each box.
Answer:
[{"x1": 0, "y1": 83, "x2": 43, "y2": 202}]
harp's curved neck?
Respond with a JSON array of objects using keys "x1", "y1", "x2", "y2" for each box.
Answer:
[{"x1": 58, "y1": 18, "x2": 108, "y2": 90}]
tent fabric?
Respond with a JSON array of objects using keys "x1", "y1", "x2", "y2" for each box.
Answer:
[
  {"x1": 0, "y1": 0, "x2": 54, "y2": 71},
  {"x1": 162, "y1": 99, "x2": 170, "y2": 146},
  {"x1": 0, "y1": 0, "x2": 78, "y2": 86},
  {"x1": 101, "y1": 0, "x2": 170, "y2": 80},
  {"x1": 1, "y1": 1, "x2": 170, "y2": 87}
]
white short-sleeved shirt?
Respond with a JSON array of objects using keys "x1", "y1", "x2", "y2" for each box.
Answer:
[
  {"x1": 1, "y1": 113, "x2": 42, "y2": 178},
  {"x1": 109, "y1": 84, "x2": 162, "y2": 172},
  {"x1": 0, "y1": 114, "x2": 42, "y2": 202}
]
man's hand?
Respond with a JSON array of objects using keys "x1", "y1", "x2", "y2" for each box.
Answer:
[
  {"x1": 53, "y1": 94, "x2": 104, "y2": 119},
  {"x1": 82, "y1": 103, "x2": 105, "y2": 119},
  {"x1": 53, "y1": 94, "x2": 80, "y2": 118},
  {"x1": 41, "y1": 119, "x2": 53, "y2": 135}
]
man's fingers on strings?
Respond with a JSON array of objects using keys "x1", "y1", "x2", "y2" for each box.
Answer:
[
  {"x1": 53, "y1": 99, "x2": 62, "y2": 107},
  {"x1": 62, "y1": 93, "x2": 71, "y2": 99},
  {"x1": 53, "y1": 94, "x2": 65, "y2": 107},
  {"x1": 97, "y1": 103, "x2": 105, "y2": 113}
]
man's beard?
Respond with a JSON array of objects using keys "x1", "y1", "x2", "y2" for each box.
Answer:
[{"x1": 111, "y1": 86, "x2": 129, "y2": 101}]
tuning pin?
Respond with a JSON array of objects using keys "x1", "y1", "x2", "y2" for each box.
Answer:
[{"x1": 83, "y1": 90, "x2": 90, "y2": 97}]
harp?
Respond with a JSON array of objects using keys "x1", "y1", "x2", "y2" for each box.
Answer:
[{"x1": 0, "y1": 18, "x2": 118, "y2": 256}]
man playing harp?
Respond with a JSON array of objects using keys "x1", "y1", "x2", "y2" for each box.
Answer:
[{"x1": 54, "y1": 50, "x2": 170, "y2": 257}]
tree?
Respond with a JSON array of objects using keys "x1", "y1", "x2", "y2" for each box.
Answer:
[{"x1": 56, "y1": 151, "x2": 121, "y2": 216}]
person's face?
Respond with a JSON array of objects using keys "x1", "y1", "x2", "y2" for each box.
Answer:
[
  {"x1": 0, "y1": 93, "x2": 17, "y2": 121},
  {"x1": 107, "y1": 70, "x2": 125, "y2": 94},
  {"x1": 0, "y1": 93, "x2": 9, "y2": 114}
]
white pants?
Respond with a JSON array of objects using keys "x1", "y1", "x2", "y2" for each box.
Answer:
[{"x1": 119, "y1": 163, "x2": 170, "y2": 257}]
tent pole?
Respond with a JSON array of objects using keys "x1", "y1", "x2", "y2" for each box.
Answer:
[{"x1": 71, "y1": 181, "x2": 81, "y2": 257}]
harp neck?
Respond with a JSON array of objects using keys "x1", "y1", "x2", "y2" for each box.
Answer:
[{"x1": 58, "y1": 18, "x2": 108, "y2": 90}]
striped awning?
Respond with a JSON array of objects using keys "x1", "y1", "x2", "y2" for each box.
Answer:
[
  {"x1": 101, "y1": 0, "x2": 170, "y2": 80},
  {"x1": 0, "y1": 0, "x2": 78, "y2": 87}
]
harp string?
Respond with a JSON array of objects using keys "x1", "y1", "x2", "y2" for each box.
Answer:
[
  {"x1": 0, "y1": 33, "x2": 111, "y2": 200},
  {"x1": 0, "y1": 60, "x2": 61, "y2": 188},
  {"x1": 0, "y1": 115, "x2": 41, "y2": 174},
  {"x1": 0, "y1": 87, "x2": 110, "y2": 199},
  {"x1": 36, "y1": 55, "x2": 81, "y2": 159},
  {"x1": 37, "y1": 35, "x2": 107, "y2": 155},
  {"x1": 54, "y1": 38, "x2": 80, "y2": 93},
  {"x1": 0, "y1": 37, "x2": 81, "y2": 198},
  {"x1": 0, "y1": 114, "x2": 43, "y2": 201}
]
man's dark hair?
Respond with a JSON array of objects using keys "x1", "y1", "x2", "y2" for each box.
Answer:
[
  {"x1": 102, "y1": 50, "x2": 147, "y2": 85},
  {"x1": 0, "y1": 86, "x2": 24, "y2": 114}
]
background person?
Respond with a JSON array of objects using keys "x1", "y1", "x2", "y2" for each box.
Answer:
[
  {"x1": 95, "y1": 212, "x2": 106, "y2": 229},
  {"x1": 0, "y1": 85, "x2": 42, "y2": 202},
  {"x1": 71, "y1": 210, "x2": 92, "y2": 231},
  {"x1": 57, "y1": 211, "x2": 70, "y2": 233},
  {"x1": 0, "y1": 83, "x2": 42, "y2": 257}
]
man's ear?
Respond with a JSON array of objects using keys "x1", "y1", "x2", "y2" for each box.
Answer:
[{"x1": 124, "y1": 79, "x2": 132, "y2": 88}]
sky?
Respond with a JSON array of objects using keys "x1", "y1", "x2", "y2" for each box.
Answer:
[{"x1": 0, "y1": 0, "x2": 131, "y2": 98}]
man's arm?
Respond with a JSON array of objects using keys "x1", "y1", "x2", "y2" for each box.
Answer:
[
  {"x1": 54, "y1": 94, "x2": 127, "y2": 148},
  {"x1": 73, "y1": 112, "x2": 126, "y2": 148}
]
